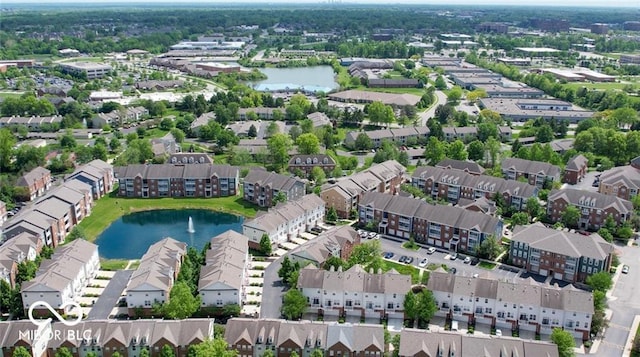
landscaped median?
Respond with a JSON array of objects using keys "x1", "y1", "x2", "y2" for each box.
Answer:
[{"x1": 78, "y1": 191, "x2": 261, "y2": 241}]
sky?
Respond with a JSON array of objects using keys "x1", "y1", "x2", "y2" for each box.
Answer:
[{"x1": 5, "y1": 0, "x2": 640, "y2": 6}]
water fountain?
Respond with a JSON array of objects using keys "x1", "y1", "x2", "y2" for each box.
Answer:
[{"x1": 187, "y1": 216, "x2": 195, "y2": 233}]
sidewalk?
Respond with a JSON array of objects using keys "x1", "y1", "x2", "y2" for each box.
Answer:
[{"x1": 623, "y1": 315, "x2": 640, "y2": 357}]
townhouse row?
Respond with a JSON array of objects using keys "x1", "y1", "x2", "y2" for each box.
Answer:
[
  {"x1": 224, "y1": 318, "x2": 559, "y2": 357},
  {"x1": 2, "y1": 160, "x2": 113, "y2": 254},
  {"x1": 0, "y1": 318, "x2": 214, "y2": 357},
  {"x1": 289, "y1": 226, "x2": 361, "y2": 268},
  {"x1": 0, "y1": 232, "x2": 43, "y2": 289},
  {"x1": 93, "y1": 106, "x2": 149, "y2": 128},
  {"x1": 242, "y1": 194, "x2": 325, "y2": 249},
  {"x1": 427, "y1": 269, "x2": 594, "y2": 340},
  {"x1": 358, "y1": 192, "x2": 503, "y2": 254},
  {"x1": 501, "y1": 157, "x2": 561, "y2": 189},
  {"x1": 509, "y1": 223, "x2": 614, "y2": 284},
  {"x1": 115, "y1": 163, "x2": 239, "y2": 198},
  {"x1": 321, "y1": 160, "x2": 405, "y2": 219},
  {"x1": 21, "y1": 239, "x2": 100, "y2": 317},
  {"x1": 297, "y1": 264, "x2": 411, "y2": 320}
]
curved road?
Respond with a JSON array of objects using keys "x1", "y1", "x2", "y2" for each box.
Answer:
[{"x1": 419, "y1": 90, "x2": 448, "y2": 126}]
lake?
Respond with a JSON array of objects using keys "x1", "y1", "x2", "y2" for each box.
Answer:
[
  {"x1": 95, "y1": 209, "x2": 243, "y2": 259},
  {"x1": 251, "y1": 66, "x2": 339, "y2": 93}
]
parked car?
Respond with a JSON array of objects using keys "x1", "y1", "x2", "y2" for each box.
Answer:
[
  {"x1": 368, "y1": 232, "x2": 377, "y2": 239},
  {"x1": 450, "y1": 252, "x2": 458, "y2": 260},
  {"x1": 418, "y1": 258, "x2": 428, "y2": 268},
  {"x1": 622, "y1": 265, "x2": 630, "y2": 274},
  {"x1": 405, "y1": 257, "x2": 414, "y2": 265},
  {"x1": 463, "y1": 256, "x2": 471, "y2": 264},
  {"x1": 398, "y1": 255, "x2": 407, "y2": 263},
  {"x1": 470, "y1": 257, "x2": 480, "y2": 266},
  {"x1": 495, "y1": 329, "x2": 502, "y2": 337},
  {"x1": 449, "y1": 267, "x2": 457, "y2": 274},
  {"x1": 426, "y1": 247, "x2": 436, "y2": 255},
  {"x1": 383, "y1": 252, "x2": 394, "y2": 259}
]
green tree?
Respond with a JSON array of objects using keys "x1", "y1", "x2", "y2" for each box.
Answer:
[
  {"x1": 139, "y1": 349, "x2": 150, "y2": 357},
  {"x1": 310, "y1": 349, "x2": 324, "y2": 357},
  {"x1": 525, "y1": 197, "x2": 542, "y2": 219},
  {"x1": 446, "y1": 86, "x2": 463, "y2": 103},
  {"x1": 248, "y1": 124, "x2": 257, "y2": 138},
  {"x1": 434, "y1": 75, "x2": 447, "y2": 90},
  {"x1": 367, "y1": 101, "x2": 394, "y2": 127},
  {"x1": 0, "y1": 128, "x2": 16, "y2": 170},
  {"x1": 296, "y1": 133, "x2": 320, "y2": 155},
  {"x1": 424, "y1": 137, "x2": 447, "y2": 166},
  {"x1": 160, "y1": 345, "x2": 176, "y2": 357},
  {"x1": 484, "y1": 137, "x2": 501, "y2": 167},
  {"x1": 281, "y1": 288, "x2": 307, "y2": 320},
  {"x1": 310, "y1": 166, "x2": 326, "y2": 184},
  {"x1": 259, "y1": 234, "x2": 272, "y2": 256},
  {"x1": 188, "y1": 338, "x2": 238, "y2": 357},
  {"x1": 404, "y1": 289, "x2": 437, "y2": 327},
  {"x1": 268, "y1": 134, "x2": 293, "y2": 172},
  {"x1": 170, "y1": 128, "x2": 185, "y2": 143},
  {"x1": 160, "y1": 118, "x2": 174, "y2": 131},
  {"x1": 535, "y1": 124, "x2": 555, "y2": 143},
  {"x1": 355, "y1": 133, "x2": 373, "y2": 151},
  {"x1": 550, "y1": 328, "x2": 576, "y2": 357},
  {"x1": 12, "y1": 347, "x2": 31, "y2": 357},
  {"x1": 511, "y1": 212, "x2": 530, "y2": 226},
  {"x1": 55, "y1": 347, "x2": 74, "y2": 357},
  {"x1": 446, "y1": 139, "x2": 468, "y2": 161},
  {"x1": 586, "y1": 271, "x2": 613, "y2": 292},
  {"x1": 162, "y1": 281, "x2": 201, "y2": 319},
  {"x1": 477, "y1": 235, "x2": 501, "y2": 260},
  {"x1": 561, "y1": 205, "x2": 580, "y2": 228},
  {"x1": 112, "y1": 352, "x2": 123, "y2": 357},
  {"x1": 467, "y1": 140, "x2": 485, "y2": 161},
  {"x1": 326, "y1": 206, "x2": 338, "y2": 222},
  {"x1": 67, "y1": 226, "x2": 87, "y2": 241},
  {"x1": 109, "y1": 137, "x2": 121, "y2": 152},
  {"x1": 273, "y1": 191, "x2": 287, "y2": 205}
]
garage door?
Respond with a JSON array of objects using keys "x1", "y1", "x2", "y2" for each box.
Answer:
[{"x1": 539, "y1": 269, "x2": 548, "y2": 277}]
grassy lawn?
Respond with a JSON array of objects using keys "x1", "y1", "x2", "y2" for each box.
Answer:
[
  {"x1": 401, "y1": 242, "x2": 420, "y2": 251},
  {"x1": 78, "y1": 191, "x2": 261, "y2": 241},
  {"x1": 100, "y1": 259, "x2": 129, "y2": 271},
  {"x1": 632, "y1": 322, "x2": 640, "y2": 357},
  {"x1": 478, "y1": 261, "x2": 497, "y2": 270},
  {"x1": 564, "y1": 82, "x2": 629, "y2": 91},
  {"x1": 383, "y1": 261, "x2": 420, "y2": 284},
  {"x1": 0, "y1": 92, "x2": 25, "y2": 99}
]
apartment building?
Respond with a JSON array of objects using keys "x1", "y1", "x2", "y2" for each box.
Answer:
[
  {"x1": 237, "y1": 107, "x2": 278, "y2": 120},
  {"x1": 16, "y1": 166, "x2": 52, "y2": 201},
  {"x1": 359, "y1": 192, "x2": 503, "y2": 254},
  {"x1": 289, "y1": 226, "x2": 361, "y2": 267},
  {"x1": 2, "y1": 209, "x2": 65, "y2": 247},
  {"x1": 115, "y1": 163, "x2": 239, "y2": 198},
  {"x1": 442, "y1": 126, "x2": 478, "y2": 142},
  {"x1": 225, "y1": 318, "x2": 385, "y2": 357},
  {"x1": 66, "y1": 159, "x2": 115, "y2": 199},
  {"x1": 199, "y1": 230, "x2": 249, "y2": 308},
  {"x1": 501, "y1": 157, "x2": 561, "y2": 188},
  {"x1": 288, "y1": 154, "x2": 337, "y2": 175},
  {"x1": 126, "y1": 237, "x2": 187, "y2": 316},
  {"x1": 21, "y1": 239, "x2": 99, "y2": 316},
  {"x1": 412, "y1": 165, "x2": 537, "y2": 211},
  {"x1": 344, "y1": 127, "x2": 430, "y2": 149},
  {"x1": 242, "y1": 194, "x2": 325, "y2": 248},
  {"x1": 243, "y1": 169, "x2": 306, "y2": 208},
  {"x1": 436, "y1": 159, "x2": 485, "y2": 176},
  {"x1": 547, "y1": 188, "x2": 633, "y2": 230},
  {"x1": 298, "y1": 264, "x2": 411, "y2": 319},
  {"x1": 321, "y1": 160, "x2": 405, "y2": 219},
  {"x1": 598, "y1": 156, "x2": 640, "y2": 200},
  {"x1": 40, "y1": 180, "x2": 94, "y2": 225},
  {"x1": 510, "y1": 223, "x2": 614, "y2": 283},
  {"x1": 0, "y1": 318, "x2": 215, "y2": 357},
  {"x1": 427, "y1": 270, "x2": 594, "y2": 340},
  {"x1": 93, "y1": 106, "x2": 149, "y2": 128},
  {"x1": 0, "y1": 115, "x2": 63, "y2": 131},
  {"x1": 307, "y1": 111, "x2": 331, "y2": 128},
  {"x1": 399, "y1": 327, "x2": 560, "y2": 357},
  {"x1": 0, "y1": 232, "x2": 42, "y2": 288},
  {"x1": 563, "y1": 154, "x2": 588, "y2": 185}
]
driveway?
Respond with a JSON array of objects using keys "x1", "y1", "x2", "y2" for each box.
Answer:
[
  {"x1": 564, "y1": 171, "x2": 600, "y2": 192},
  {"x1": 86, "y1": 270, "x2": 133, "y2": 320},
  {"x1": 260, "y1": 256, "x2": 286, "y2": 318}
]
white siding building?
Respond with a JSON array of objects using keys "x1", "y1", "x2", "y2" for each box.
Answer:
[{"x1": 199, "y1": 230, "x2": 249, "y2": 307}]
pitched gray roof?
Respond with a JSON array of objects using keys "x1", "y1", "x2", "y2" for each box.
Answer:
[
  {"x1": 502, "y1": 157, "x2": 561, "y2": 177},
  {"x1": 127, "y1": 237, "x2": 186, "y2": 291},
  {"x1": 16, "y1": 166, "x2": 50, "y2": 187},
  {"x1": 436, "y1": 159, "x2": 485, "y2": 175},
  {"x1": 565, "y1": 154, "x2": 588, "y2": 171},
  {"x1": 548, "y1": 188, "x2": 632, "y2": 215},
  {"x1": 297, "y1": 263, "x2": 411, "y2": 295},
  {"x1": 512, "y1": 223, "x2": 613, "y2": 260},
  {"x1": 289, "y1": 226, "x2": 359, "y2": 266},
  {"x1": 199, "y1": 230, "x2": 248, "y2": 291},
  {"x1": 243, "y1": 168, "x2": 304, "y2": 192}
]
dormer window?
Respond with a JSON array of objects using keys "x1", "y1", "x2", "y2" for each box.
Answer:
[
  {"x1": 306, "y1": 158, "x2": 312, "y2": 164},
  {"x1": 323, "y1": 157, "x2": 328, "y2": 164},
  {"x1": 296, "y1": 158, "x2": 301, "y2": 164},
  {"x1": 313, "y1": 158, "x2": 318, "y2": 164}
]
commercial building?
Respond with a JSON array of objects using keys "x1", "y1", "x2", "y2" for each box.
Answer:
[
  {"x1": 510, "y1": 223, "x2": 614, "y2": 284},
  {"x1": 126, "y1": 237, "x2": 186, "y2": 316},
  {"x1": 427, "y1": 270, "x2": 593, "y2": 340},
  {"x1": 479, "y1": 98, "x2": 594, "y2": 123},
  {"x1": 328, "y1": 90, "x2": 421, "y2": 107},
  {"x1": 358, "y1": 192, "x2": 503, "y2": 254},
  {"x1": 59, "y1": 62, "x2": 112, "y2": 79},
  {"x1": 115, "y1": 163, "x2": 239, "y2": 198},
  {"x1": 344, "y1": 126, "x2": 430, "y2": 149}
]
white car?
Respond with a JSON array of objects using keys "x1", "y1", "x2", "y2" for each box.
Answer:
[
  {"x1": 426, "y1": 247, "x2": 436, "y2": 255},
  {"x1": 495, "y1": 329, "x2": 502, "y2": 337},
  {"x1": 418, "y1": 258, "x2": 428, "y2": 268},
  {"x1": 463, "y1": 257, "x2": 471, "y2": 264},
  {"x1": 368, "y1": 232, "x2": 377, "y2": 239}
]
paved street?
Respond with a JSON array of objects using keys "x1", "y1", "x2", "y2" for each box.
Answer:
[
  {"x1": 86, "y1": 270, "x2": 133, "y2": 320},
  {"x1": 260, "y1": 256, "x2": 286, "y2": 319},
  {"x1": 596, "y1": 242, "x2": 640, "y2": 357},
  {"x1": 419, "y1": 91, "x2": 448, "y2": 126}
]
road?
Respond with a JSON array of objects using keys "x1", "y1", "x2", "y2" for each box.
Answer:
[
  {"x1": 596, "y1": 242, "x2": 640, "y2": 357},
  {"x1": 87, "y1": 270, "x2": 133, "y2": 320},
  {"x1": 260, "y1": 256, "x2": 286, "y2": 319},
  {"x1": 419, "y1": 91, "x2": 448, "y2": 126}
]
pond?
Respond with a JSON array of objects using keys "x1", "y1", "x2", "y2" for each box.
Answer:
[
  {"x1": 250, "y1": 66, "x2": 339, "y2": 93},
  {"x1": 94, "y1": 209, "x2": 244, "y2": 259}
]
